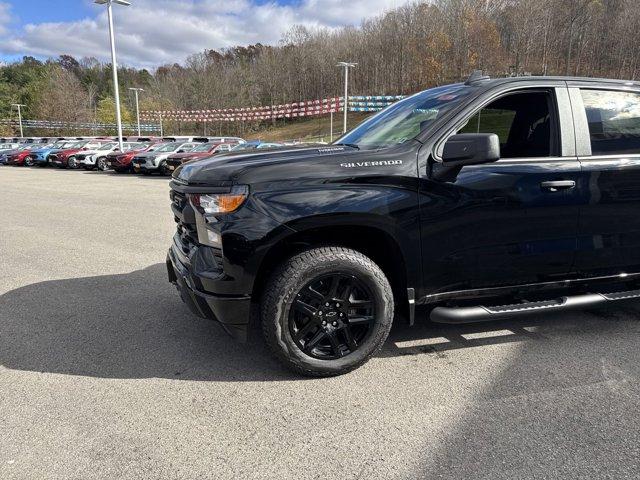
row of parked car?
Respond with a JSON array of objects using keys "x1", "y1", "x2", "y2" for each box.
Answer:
[{"x1": 0, "y1": 135, "x2": 286, "y2": 175}]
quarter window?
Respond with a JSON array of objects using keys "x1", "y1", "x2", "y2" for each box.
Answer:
[{"x1": 581, "y1": 89, "x2": 640, "y2": 155}]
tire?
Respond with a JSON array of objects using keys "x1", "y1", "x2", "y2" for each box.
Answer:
[
  {"x1": 261, "y1": 246, "x2": 394, "y2": 377},
  {"x1": 159, "y1": 160, "x2": 170, "y2": 176},
  {"x1": 67, "y1": 156, "x2": 77, "y2": 169},
  {"x1": 97, "y1": 157, "x2": 108, "y2": 171},
  {"x1": 24, "y1": 156, "x2": 35, "y2": 167}
]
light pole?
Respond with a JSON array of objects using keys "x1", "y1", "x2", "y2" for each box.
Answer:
[
  {"x1": 330, "y1": 111, "x2": 333, "y2": 143},
  {"x1": 11, "y1": 103, "x2": 26, "y2": 138},
  {"x1": 337, "y1": 62, "x2": 357, "y2": 133},
  {"x1": 129, "y1": 87, "x2": 144, "y2": 136},
  {"x1": 95, "y1": 0, "x2": 130, "y2": 151}
]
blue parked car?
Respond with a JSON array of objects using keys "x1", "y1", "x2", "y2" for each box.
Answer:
[{"x1": 28, "y1": 140, "x2": 80, "y2": 167}]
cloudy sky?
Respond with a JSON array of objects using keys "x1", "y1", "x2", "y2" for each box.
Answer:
[{"x1": 0, "y1": 0, "x2": 408, "y2": 69}]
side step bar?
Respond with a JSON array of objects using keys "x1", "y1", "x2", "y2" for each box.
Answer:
[{"x1": 430, "y1": 289, "x2": 640, "y2": 324}]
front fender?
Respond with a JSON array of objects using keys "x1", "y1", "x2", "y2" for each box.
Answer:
[{"x1": 245, "y1": 181, "x2": 422, "y2": 289}]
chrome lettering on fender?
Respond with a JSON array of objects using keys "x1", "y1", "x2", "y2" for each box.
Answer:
[{"x1": 340, "y1": 160, "x2": 403, "y2": 168}]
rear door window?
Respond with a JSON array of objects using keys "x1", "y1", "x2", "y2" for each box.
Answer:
[{"x1": 581, "y1": 89, "x2": 640, "y2": 155}]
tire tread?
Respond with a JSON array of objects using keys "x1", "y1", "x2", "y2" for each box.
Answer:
[{"x1": 261, "y1": 246, "x2": 393, "y2": 377}]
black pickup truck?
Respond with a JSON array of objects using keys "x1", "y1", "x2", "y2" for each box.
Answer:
[{"x1": 167, "y1": 74, "x2": 640, "y2": 376}]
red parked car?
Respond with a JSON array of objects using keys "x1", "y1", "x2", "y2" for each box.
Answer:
[
  {"x1": 6, "y1": 148, "x2": 35, "y2": 166},
  {"x1": 50, "y1": 140, "x2": 109, "y2": 169},
  {"x1": 164, "y1": 142, "x2": 237, "y2": 173},
  {"x1": 106, "y1": 143, "x2": 158, "y2": 173}
]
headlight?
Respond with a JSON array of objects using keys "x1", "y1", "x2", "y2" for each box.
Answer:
[{"x1": 188, "y1": 185, "x2": 249, "y2": 215}]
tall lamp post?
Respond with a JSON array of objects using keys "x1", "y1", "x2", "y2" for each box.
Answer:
[
  {"x1": 129, "y1": 87, "x2": 144, "y2": 136},
  {"x1": 337, "y1": 62, "x2": 357, "y2": 134},
  {"x1": 11, "y1": 103, "x2": 26, "y2": 138},
  {"x1": 95, "y1": 0, "x2": 130, "y2": 151}
]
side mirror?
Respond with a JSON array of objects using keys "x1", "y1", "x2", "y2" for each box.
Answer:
[{"x1": 442, "y1": 133, "x2": 500, "y2": 167}]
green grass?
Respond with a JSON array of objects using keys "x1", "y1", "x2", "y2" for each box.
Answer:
[{"x1": 244, "y1": 113, "x2": 371, "y2": 143}]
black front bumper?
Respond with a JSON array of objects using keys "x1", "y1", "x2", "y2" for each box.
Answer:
[{"x1": 166, "y1": 246, "x2": 252, "y2": 342}]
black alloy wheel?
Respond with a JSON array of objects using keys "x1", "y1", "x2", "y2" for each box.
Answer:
[
  {"x1": 289, "y1": 273, "x2": 375, "y2": 360},
  {"x1": 262, "y1": 246, "x2": 394, "y2": 377}
]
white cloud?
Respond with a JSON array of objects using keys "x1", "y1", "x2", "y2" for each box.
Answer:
[
  {"x1": 0, "y1": 0, "x2": 409, "y2": 69},
  {"x1": 0, "y1": 2, "x2": 12, "y2": 37}
]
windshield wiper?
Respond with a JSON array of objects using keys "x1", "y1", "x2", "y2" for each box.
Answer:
[{"x1": 332, "y1": 143, "x2": 360, "y2": 150}]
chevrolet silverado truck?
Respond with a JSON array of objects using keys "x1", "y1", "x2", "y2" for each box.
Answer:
[{"x1": 167, "y1": 74, "x2": 640, "y2": 376}]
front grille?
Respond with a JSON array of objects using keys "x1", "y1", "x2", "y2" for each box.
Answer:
[
  {"x1": 169, "y1": 186, "x2": 224, "y2": 274},
  {"x1": 170, "y1": 189, "x2": 198, "y2": 254}
]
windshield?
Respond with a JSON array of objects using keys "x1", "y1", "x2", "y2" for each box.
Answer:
[
  {"x1": 98, "y1": 142, "x2": 117, "y2": 150},
  {"x1": 60, "y1": 141, "x2": 79, "y2": 149},
  {"x1": 336, "y1": 84, "x2": 477, "y2": 149},
  {"x1": 153, "y1": 142, "x2": 180, "y2": 153},
  {"x1": 190, "y1": 143, "x2": 214, "y2": 153},
  {"x1": 231, "y1": 143, "x2": 259, "y2": 151}
]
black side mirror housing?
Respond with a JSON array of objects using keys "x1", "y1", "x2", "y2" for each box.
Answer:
[{"x1": 442, "y1": 133, "x2": 500, "y2": 167}]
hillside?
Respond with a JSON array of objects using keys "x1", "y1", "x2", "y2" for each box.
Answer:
[{"x1": 243, "y1": 112, "x2": 371, "y2": 143}]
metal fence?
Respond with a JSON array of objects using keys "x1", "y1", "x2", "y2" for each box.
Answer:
[{"x1": 0, "y1": 118, "x2": 161, "y2": 133}]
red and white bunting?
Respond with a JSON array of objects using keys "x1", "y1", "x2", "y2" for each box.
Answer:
[{"x1": 141, "y1": 97, "x2": 344, "y2": 122}]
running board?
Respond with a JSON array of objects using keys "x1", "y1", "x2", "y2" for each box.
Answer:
[{"x1": 430, "y1": 289, "x2": 640, "y2": 324}]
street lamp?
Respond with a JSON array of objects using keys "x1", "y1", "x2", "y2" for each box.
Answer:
[
  {"x1": 11, "y1": 103, "x2": 26, "y2": 138},
  {"x1": 337, "y1": 62, "x2": 357, "y2": 133},
  {"x1": 129, "y1": 87, "x2": 144, "y2": 136},
  {"x1": 95, "y1": 0, "x2": 131, "y2": 151}
]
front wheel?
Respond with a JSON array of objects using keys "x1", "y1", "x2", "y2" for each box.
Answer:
[
  {"x1": 24, "y1": 156, "x2": 35, "y2": 167},
  {"x1": 159, "y1": 160, "x2": 171, "y2": 176},
  {"x1": 97, "y1": 157, "x2": 108, "y2": 171},
  {"x1": 261, "y1": 247, "x2": 394, "y2": 377},
  {"x1": 67, "y1": 156, "x2": 77, "y2": 169}
]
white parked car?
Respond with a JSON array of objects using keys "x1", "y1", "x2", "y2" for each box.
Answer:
[
  {"x1": 77, "y1": 142, "x2": 148, "y2": 171},
  {"x1": 130, "y1": 142, "x2": 204, "y2": 175}
]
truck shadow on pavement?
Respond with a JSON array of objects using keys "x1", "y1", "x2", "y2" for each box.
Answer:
[
  {"x1": 2, "y1": 263, "x2": 640, "y2": 384},
  {"x1": 0, "y1": 264, "x2": 295, "y2": 382}
]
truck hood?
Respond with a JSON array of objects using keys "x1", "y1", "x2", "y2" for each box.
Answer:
[{"x1": 174, "y1": 142, "x2": 418, "y2": 186}]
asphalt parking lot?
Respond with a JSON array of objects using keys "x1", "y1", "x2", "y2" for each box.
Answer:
[{"x1": 2, "y1": 167, "x2": 640, "y2": 479}]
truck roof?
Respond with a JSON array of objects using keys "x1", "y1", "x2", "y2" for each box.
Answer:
[{"x1": 466, "y1": 73, "x2": 640, "y2": 89}]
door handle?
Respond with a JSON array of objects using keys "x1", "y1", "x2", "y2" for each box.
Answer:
[{"x1": 540, "y1": 180, "x2": 576, "y2": 192}]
